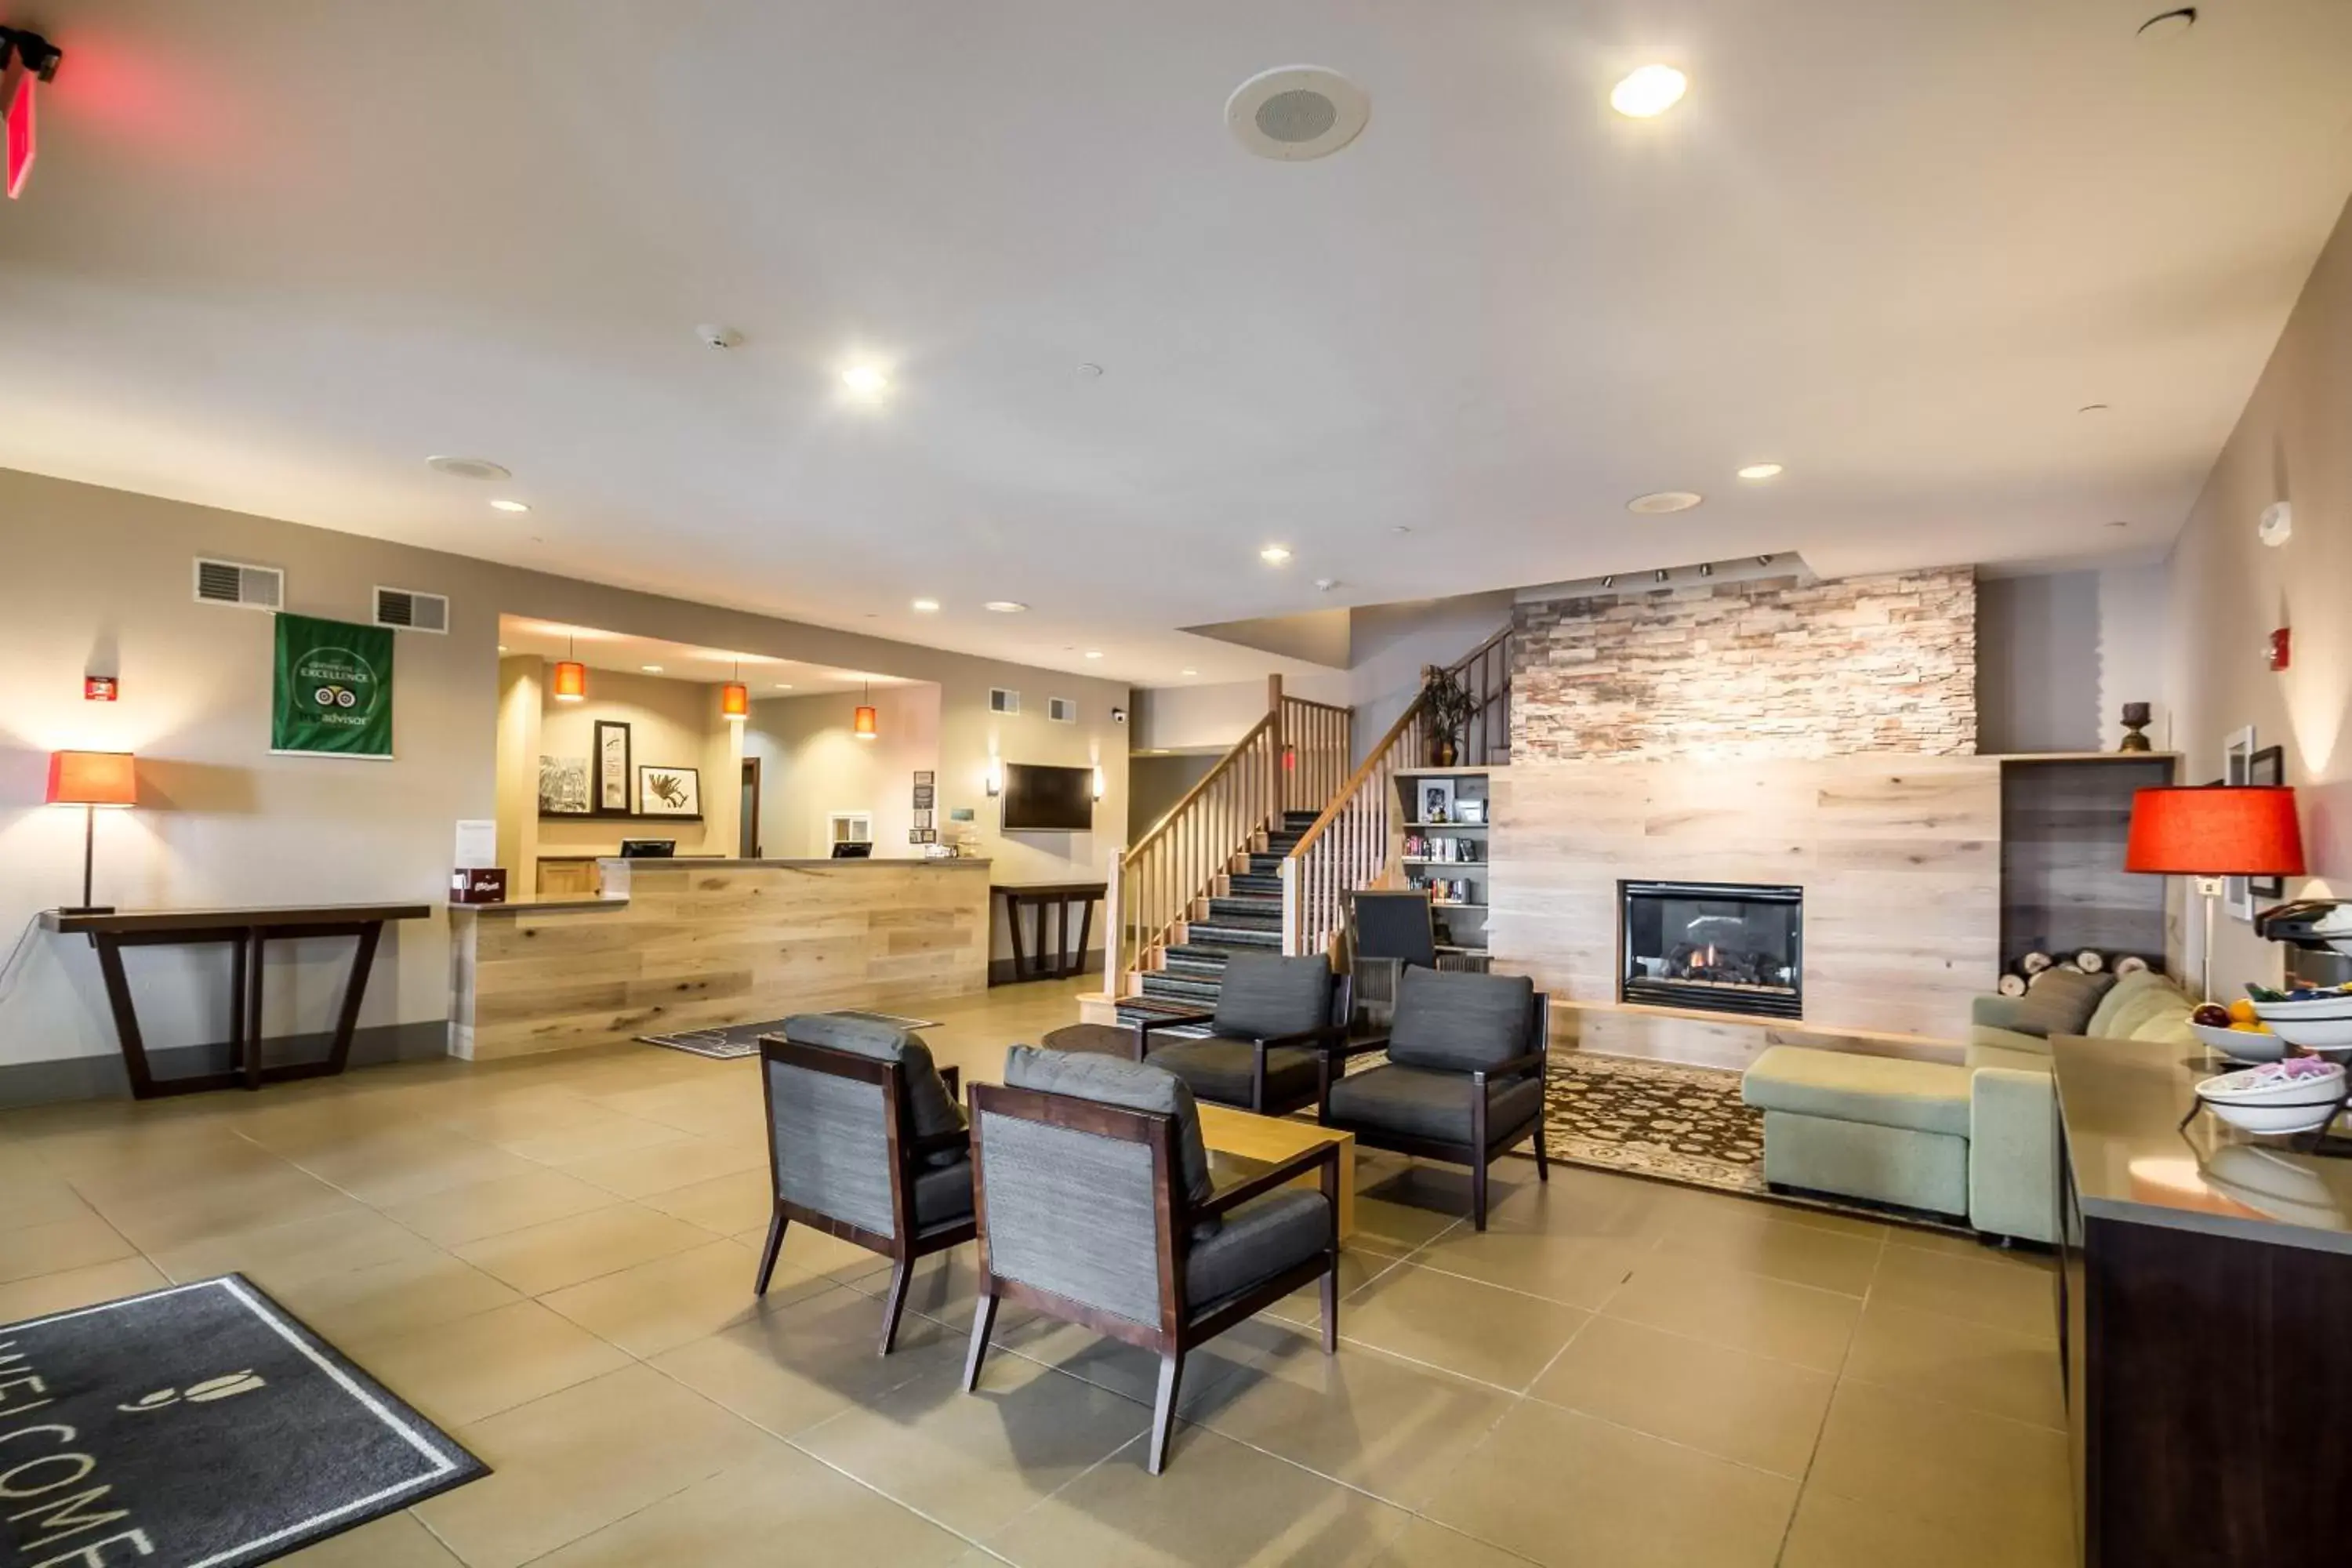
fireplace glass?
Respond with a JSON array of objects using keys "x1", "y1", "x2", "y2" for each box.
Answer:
[{"x1": 1621, "y1": 880, "x2": 1803, "y2": 1019}]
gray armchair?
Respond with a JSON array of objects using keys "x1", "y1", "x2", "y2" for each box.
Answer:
[
  {"x1": 963, "y1": 1047, "x2": 1340, "y2": 1474},
  {"x1": 755, "y1": 1014, "x2": 975, "y2": 1354},
  {"x1": 1130, "y1": 953, "x2": 1350, "y2": 1116},
  {"x1": 1317, "y1": 967, "x2": 1551, "y2": 1230}
]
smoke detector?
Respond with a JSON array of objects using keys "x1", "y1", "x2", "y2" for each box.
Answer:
[
  {"x1": 2259, "y1": 501, "x2": 2292, "y2": 547},
  {"x1": 1226, "y1": 67, "x2": 1370, "y2": 162}
]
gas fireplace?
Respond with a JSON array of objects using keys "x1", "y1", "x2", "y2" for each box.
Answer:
[{"x1": 1621, "y1": 880, "x2": 1804, "y2": 1019}]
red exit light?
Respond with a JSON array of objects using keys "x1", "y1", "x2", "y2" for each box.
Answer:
[
  {"x1": 5, "y1": 71, "x2": 31, "y2": 199},
  {"x1": 2, "y1": 27, "x2": 62, "y2": 201}
]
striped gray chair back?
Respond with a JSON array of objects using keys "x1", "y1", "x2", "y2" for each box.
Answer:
[
  {"x1": 968, "y1": 1085, "x2": 1171, "y2": 1330},
  {"x1": 762, "y1": 1044, "x2": 900, "y2": 1239}
]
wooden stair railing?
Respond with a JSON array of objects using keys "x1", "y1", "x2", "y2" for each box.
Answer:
[{"x1": 1280, "y1": 693, "x2": 1352, "y2": 815}]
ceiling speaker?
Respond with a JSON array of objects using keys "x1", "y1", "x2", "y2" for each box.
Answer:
[{"x1": 1227, "y1": 67, "x2": 1369, "y2": 162}]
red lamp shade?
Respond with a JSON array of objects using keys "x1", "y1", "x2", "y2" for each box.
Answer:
[
  {"x1": 46, "y1": 750, "x2": 136, "y2": 808},
  {"x1": 720, "y1": 681, "x2": 750, "y2": 719},
  {"x1": 853, "y1": 704, "x2": 878, "y2": 740},
  {"x1": 2125, "y1": 786, "x2": 2304, "y2": 877},
  {"x1": 551, "y1": 660, "x2": 587, "y2": 702}
]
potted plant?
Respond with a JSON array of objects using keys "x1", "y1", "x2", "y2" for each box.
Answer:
[{"x1": 1421, "y1": 666, "x2": 1476, "y2": 767}]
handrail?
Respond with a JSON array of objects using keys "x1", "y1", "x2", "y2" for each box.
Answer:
[
  {"x1": 1126, "y1": 710, "x2": 1277, "y2": 860},
  {"x1": 1288, "y1": 692, "x2": 1428, "y2": 861}
]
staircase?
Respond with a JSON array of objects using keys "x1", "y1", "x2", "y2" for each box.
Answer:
[{"x1": 1113, "y1": 812, "x2": 1319, "y2": 1034}]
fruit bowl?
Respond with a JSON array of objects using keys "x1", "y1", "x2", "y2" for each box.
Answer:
[
  {"x1": 2250, "y1": 997, "x2": 2352, "y2": 1051},
  {"x1": 2195, "y1": 1060, "x2": 2347, "y2": 1137},
  {"x1": 2190, "y1": 1020, "x2": 2287, "y2": 1062}
]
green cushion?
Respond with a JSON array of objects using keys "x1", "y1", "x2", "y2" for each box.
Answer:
[
  {"x1": 2102, "y1": 981, "x2": 2190, "y2": 1043},
  {"x1": 2127, "y1": 1007, "x2": 2196, "y2": 1047},
  {"x1": 1966, "y1": 1040, "x2": 2055, "y2": 1075},
  {"x1": 2085, "y1": 971, "x2": 2178, "y2": 1036},
  {"x1": 1742, "y1": 1047, "x2": 1973, "y2": 1138}
]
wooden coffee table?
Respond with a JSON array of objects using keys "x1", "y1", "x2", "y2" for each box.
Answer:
[{"x1": 1039, "y1": 1022, "x2": 1356, "y2": 1237}]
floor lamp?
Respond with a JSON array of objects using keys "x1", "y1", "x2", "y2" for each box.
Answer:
[
  {"x1": 2124, "y1": 784, "x2": 2304, "y2": 1002},
  {"x1": 46, "y1": 750, "x2": 137, "y2": 916}
]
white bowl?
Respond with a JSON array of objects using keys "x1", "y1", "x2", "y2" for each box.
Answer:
[
  {"x1": 2201, "y1": 1098, "x2": 2345, "y2": 1137},
  {"x1": 2270, "y1": 1019, "x2": 2352, "y2": 1053},
  {"x1": 2197, "y1": 1061, "x2": 2345, "y2": 1103},
  {"x1": 2251, "y1": 994, "x2": 2352, "y2": 1021},
  {"x1": 2190, "y1": 1021, "x2": 2287, "y2": 1062}
]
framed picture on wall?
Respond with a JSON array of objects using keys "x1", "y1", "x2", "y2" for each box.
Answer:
[
  {"x1": 594, "y1": 720, "x2": 632, "y2": 814},
  {"x1": 2250, "y1": 744, "x2": 2288, "y2": 898},
  {"x1": 637, "y1": 764, "x2": 701, "y2": 818},
  {"x1": 2223, "y1": 726, "x2": 2257, "y2": 921},
  {"x1": 539, "y1": 755, "x2": 590, "y2": 815}
]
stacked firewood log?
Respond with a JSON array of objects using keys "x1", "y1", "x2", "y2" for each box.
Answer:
[{"x1": 1994, "y1": 948, "x2": 2154, "y2": 996}]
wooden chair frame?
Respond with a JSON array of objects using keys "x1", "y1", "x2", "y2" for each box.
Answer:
[
  {"x1": 961, "y1": 1080, "x2": 1341, "y2": 1474},
  {"x1": 1129, "y1": 974, "x2": 1356, "y2": 1117},
  {"x1": 1316, "y1": 992, "x2": 1552, "y2": 1230},
  {"x1": 753, "y1": 1035, "x2": 976, "y2": 1354}
]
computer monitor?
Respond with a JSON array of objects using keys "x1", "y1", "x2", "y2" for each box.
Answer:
[
  {"x1": 830, "y1": 841, "x2": 874, "y2": 859},
  {"x1": 619, "y1": 839, "x2": 676, "y2": 858}
]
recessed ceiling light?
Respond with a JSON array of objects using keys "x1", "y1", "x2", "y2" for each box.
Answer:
[
  {"x1": 774, "y1": 682, "x2": 793, "y2": 690},
  {"x1": 1260, "y1": 545, "x2": 1293, "y2": 564},
  {"x1": 840, "y1": 363, "x2": 891, "y2": 401},
  {"x1": 1610, "y1": 64, "x2": 1687, "y2": 118},
  {"x1": 641, "y1": 664, "x2": 663, "y2": 673},
  {"x1": 489, "y1": 499, "x2": 531, "y2": 514},
  {"x1": 1736, "y1": 463, "x2": 1784, "y2": 481},
  {"x1": 496, "y1": 644, "x2": 508, "y2": 653},
  {"x1": 983, "y1": 601, "x2": 1028, "y2": 613},
  {"x1": 1078, "y1": 363, "x2": 1105, "y2": 379},
  {"x1": 1313, "y1": 578, "x2": 1339, "y2": 591},
  {"x1": 426, "y1": 456, "x2": 510, "y2": 481},
  {"x1": 1181, "y1": 669, "x2": 1198, "y2": 677},
  {"x1": 911, "y1": 598, "x2": 940, "y2": 612},
  {"x1": 1627, "y1": 491, "x2": 1704, "y2": 514},
  {"x1": 1083, "y1": 651, "x2": 1104, "y2": 660}
]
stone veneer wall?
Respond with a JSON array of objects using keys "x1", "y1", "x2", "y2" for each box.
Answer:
[{"x1": 1512, "y1": 567, "x2": 1977, "y2": 760}]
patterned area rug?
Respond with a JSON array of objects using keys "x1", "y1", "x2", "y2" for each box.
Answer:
[{"x1": 1541, "y1": 1052, "x2": 1971, "y2": 1234}]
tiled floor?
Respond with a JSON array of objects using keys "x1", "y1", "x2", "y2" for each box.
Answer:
[{"x1": 0, "y1": 980, "x2": 2073, "y2": 1566}]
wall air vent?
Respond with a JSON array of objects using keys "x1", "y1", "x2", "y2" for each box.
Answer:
[
  {"x1": 1047, "y1": 697, "x2": 1077, "y2": 723},
  {"x1": 989, "y1": 688, "x2": 1021, "y2": 715},
  {"x1": 373, "y1": 586, "x2": 450, "y2": 633},
  {"x1": 192, "y1": 557, "x2": 284, "y2": 610}
]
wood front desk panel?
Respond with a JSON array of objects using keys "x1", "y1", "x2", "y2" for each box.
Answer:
[{"x1": 449, "y1": 858, "x2": 991, "y2": 1060}]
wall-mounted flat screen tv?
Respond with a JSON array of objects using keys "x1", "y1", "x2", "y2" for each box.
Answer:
[{"x1": 1001, "y1": 763, "x2": 1094, "y2": 832}]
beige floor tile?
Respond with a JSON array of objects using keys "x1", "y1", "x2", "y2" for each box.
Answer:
[
  {"x1": 1842, "y1": 1298, "x2": 2065, "y2": 1429},
  {"x1": 291, "y1": 1130, "x2": 548, "y2": 1207},
  {"x1": 760, "y1": 1217, "x2": 895, "y2": 1285},
  {"x1": 1527, "y1": 1315, "x2": 1834, "y2": 1477},
  {"x1": 529, "y1": 1450, "x2": 971, "y2": 1568},
  {"x1": 1261, "y1": 1240, "x2": 1405, "y2": 1332},
  {"x1": 540, "y1": 1237, "x2": 824, "y2": 1356},
  {"x1": 1364, "y1": 1518, "x2": 1543, "y2": 1567},
  {"x1": 993, "y1": 1312, "x2": 1251, "y2": 1411},
  {"x1": 0, "y1": 1210, "x2": 138, "y2": 1284},
  {"x1": 1480, "y1": 1167, "x2": 1677, "y2": 1238},
  {"x1": 279, "y1": 1508, "x2": 463, "y2": 1565},
  {"x1": 74, "y1": 1167, "x2": 369, "y2": 1253},
  {"x1": 1349, "y1": 1164, "x2": 1485, "y2": 1251},
  {"x1": 452, "y1": 1203, "x2": 713, "y2": 1295},
  {"x1": 1868, "y1": 1243, "x2": 2060, "y2": 1340},
  {"x1": 1878, "y1": 1223, "x2": 2012, "y2": 1261},
  {"x1": 379, "y1": 1167, "x2": 623, "y2": 1247},
  {"x1": 1779, "y1": 1486, "x2": 2074, "y2": 1568},
  {"x1": 1338, "y1": 1262, "x2": 1589, "y2": 1391},
  {"x1": 982, "y1": 1423, "x2": 1414, "y2": 1567},
  {"x1": 1806, "y1": 1381, "x2": 2073, "y2": 1552},
  {"x1": 489, "y1": 1111, "x2": 688, "y2": 1166},
  {"x1": 641, "y1": 1167, "x2": 773, "y2": 1234},
  {"x1": 1422, "y1": 1400, "x2": 1798, "y2": 1568},
  {"x1": 1406, "y1": 1225, "x2": 1651, "y2": 1310},
  {"x1": 1647, "y1": 1203, "x2": 1883, "y2": 1295},
  {"x1": 554, "y1": 1133, "x2": 766, "y2": 1198},
  {"x1": 1180, "y1": 1326, "x2": 1517, "y2": 1509},
  {"x1": 1652, "y1": 1185, "x2": 1889, "y2": 1243},
  {"x1": 0, "y1": 1255, "x2": 170, "y2": 1321},
  {"x1": 1600, "y1": 1252, "x2": 1860, "y2": 1373},
  {"x1": 147, "y1": 1207, "x2": 445, "y2": 1290},
  {"x1": 793, "y1": 1352, "x2": 1150, "y2": 1538},
  {"x1": 650, "y1": 1284, "x2": 963, "y2": 1437},
  {"x1": 0, "y1": 1179, "x2": 98, "y2": 1235},
  {"x1": 415, "y1": 1364, "x2": 777, "y2": 1568},
  {"x1": 267, "y1": 1250, "x2": 523, "y2": 1345},
  {"x1": 349, "y1": 1299, "x2": 631, "y2": 1427}
]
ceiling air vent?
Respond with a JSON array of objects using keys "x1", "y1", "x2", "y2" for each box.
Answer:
[
  {"x1": 374, "y1": 586, "x2": 449, "y2": 633},
  {"x1": 990, "y1": 688, "x2": 1021, "y2": 715},
  {"x1": 192, "y1": 557, "x2": 284, "y2": 611},
  {"x1": 1047, "y1": 697, "x2": 1077, "y2": 724}
]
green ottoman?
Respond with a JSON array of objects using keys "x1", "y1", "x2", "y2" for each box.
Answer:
[{"x1": 1742, "y1": 1047, "x2": 1973, "y2": 1221}]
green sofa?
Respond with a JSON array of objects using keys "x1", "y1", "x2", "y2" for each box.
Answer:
[{"x1": 1744, "y1": 970, "x2": 2197, "y2": 1243}]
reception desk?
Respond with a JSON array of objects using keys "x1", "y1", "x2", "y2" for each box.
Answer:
[{"x1": 448, "y1": 857, "x2": 990, "y2": 1059}]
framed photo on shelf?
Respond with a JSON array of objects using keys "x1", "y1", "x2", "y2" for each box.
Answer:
[
  {"x1": 2223, "y1": 726, "x2": 2256, "y2": 920},
  {"x1": 538, "y1": 754, "x2": 590, "y2": 815},
  {"x1": 2249, "y1": 744, "x2": 2287, "y2": 898},
  {"x1": 594, "y1": 720, "x2": 632, "y2": 814},
  {"x1": 1455, "y1": 797, "x2": 1486, "y2": 825},
  {"x1": 1417, "y1": 777, "x2": 1454, "y2": 826},
  {"x1": 637, "y1": 764, "x2": 701, "y2": 818}
]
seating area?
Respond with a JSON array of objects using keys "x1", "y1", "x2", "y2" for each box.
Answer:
[{"x1": 4, "y1": 7, "x2": 2352, "y2": 1564}]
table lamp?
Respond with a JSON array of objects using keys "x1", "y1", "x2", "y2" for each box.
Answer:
[
  {"x1": 46, "y1": 750, "x2": 136, "y2": 915},
  {"x1": 2125, "y1": 785, "x2": 2303, "y2": 1001}
]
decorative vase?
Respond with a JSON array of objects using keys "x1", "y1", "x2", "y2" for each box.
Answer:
[
  {"x1": 2118, "y1": 702, "x2": 2152, "y2": 753},
  {"x1": 1432, "y1": 735, "x2": 1458, "y2": 768}
]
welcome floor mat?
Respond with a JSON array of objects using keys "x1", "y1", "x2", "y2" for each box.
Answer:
[
  {"x1": 0, "y1": 1275, "x2": 486, "y2": 1567},
  {"x1": 640, "y1": 1010, "x2": 942, "y2": 1059}
]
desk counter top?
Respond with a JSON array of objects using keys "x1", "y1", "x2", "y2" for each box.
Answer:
[{"x1": 43, "y1": 903, "x2": 434, "y2": 935}]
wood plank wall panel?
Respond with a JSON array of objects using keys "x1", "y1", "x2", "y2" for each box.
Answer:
[
  {"x1": 1999, "y1": 757, "x2": 2174, "y2": 969},
  {"x1": 450, "y1": 861, "x2": 990, "y2": 1059},
  {"x1": 1490, "y1": 757, "x2": 2001, "y2": 1056}
]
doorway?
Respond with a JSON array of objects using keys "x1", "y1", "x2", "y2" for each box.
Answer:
[{"x1": 740, "y1": 757, "x2": 761, "y2": 858}]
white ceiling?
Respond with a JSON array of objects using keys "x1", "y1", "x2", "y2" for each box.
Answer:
[
  {"x1": 5, "y1": 1, "x2": 2351, "y2": 684},
  {"x1": 497, "y1": 617, "x2": 916, "y2": 695}
]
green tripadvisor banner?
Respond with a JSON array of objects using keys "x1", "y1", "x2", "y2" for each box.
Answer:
[{"x1": 272, "y1": 613, "x2": 394, "y2": 758}]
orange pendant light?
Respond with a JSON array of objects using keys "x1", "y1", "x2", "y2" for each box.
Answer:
[
  {"x1": 853, "y1": 681, "x2": 877, "y2": 741},
  {"x1": 552, "y1": 633, "x2": 586, "y2": 702},
  {"x1": 720, "y1": 659, "x2": 749, "y2": 720}
]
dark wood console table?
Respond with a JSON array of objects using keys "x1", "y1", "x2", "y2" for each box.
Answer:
[
  {"x1": 990, "y1": 881, "x2": 1106, "y2": 984},
  {"x1": 2053, "y1": 1033, "x2": 2352, "y2": 1564},
  {"x1": 42, "y1": 903, "x2": 433, "y2": 1098}
]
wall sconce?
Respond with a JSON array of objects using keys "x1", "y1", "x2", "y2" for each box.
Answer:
[
  {"x1": 1092, "y1": 765, "x2": 1105, "y2": 801},
  {"x1": 985, "y1": 758, "x2": 1003, "y2": 797},
  {"x1": 552, "y1": 634, "x2": 586, "y2": 703}
]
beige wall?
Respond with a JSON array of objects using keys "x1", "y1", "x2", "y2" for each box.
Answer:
[
  {"x1": 2164, "y1": 189, "x2": 2352, "y2": 990},
  {"x1": 742, "y1": 684, "x2": 942, "y2": 860},
  {"x1": 0, "y1": 467, "x2": 1129, "y2": 1071},
  {"x1": 526, "y1": 662, "x2": 742, "y2": 862}
]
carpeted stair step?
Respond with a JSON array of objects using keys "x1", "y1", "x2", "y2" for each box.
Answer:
[
  {"x1": 1227, "y1": 872, "x2": 1283, "y2": 896},
  {"x1": 1206, "y1": 895, "x2": 1280, "y2": 925},
  {"x1": 1139, "y1": 970, "x2": 1221, "y2": 1006},
  {"x1": 1247, "y1": 853, "x2": 1285, "y2": 877},
  {"x1": 1162, "y1": 946, "x2": 1230, "y2": 978},
  {"x1": 1112, "y1": 995, "x2": 1214, "y2": 1036}
]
